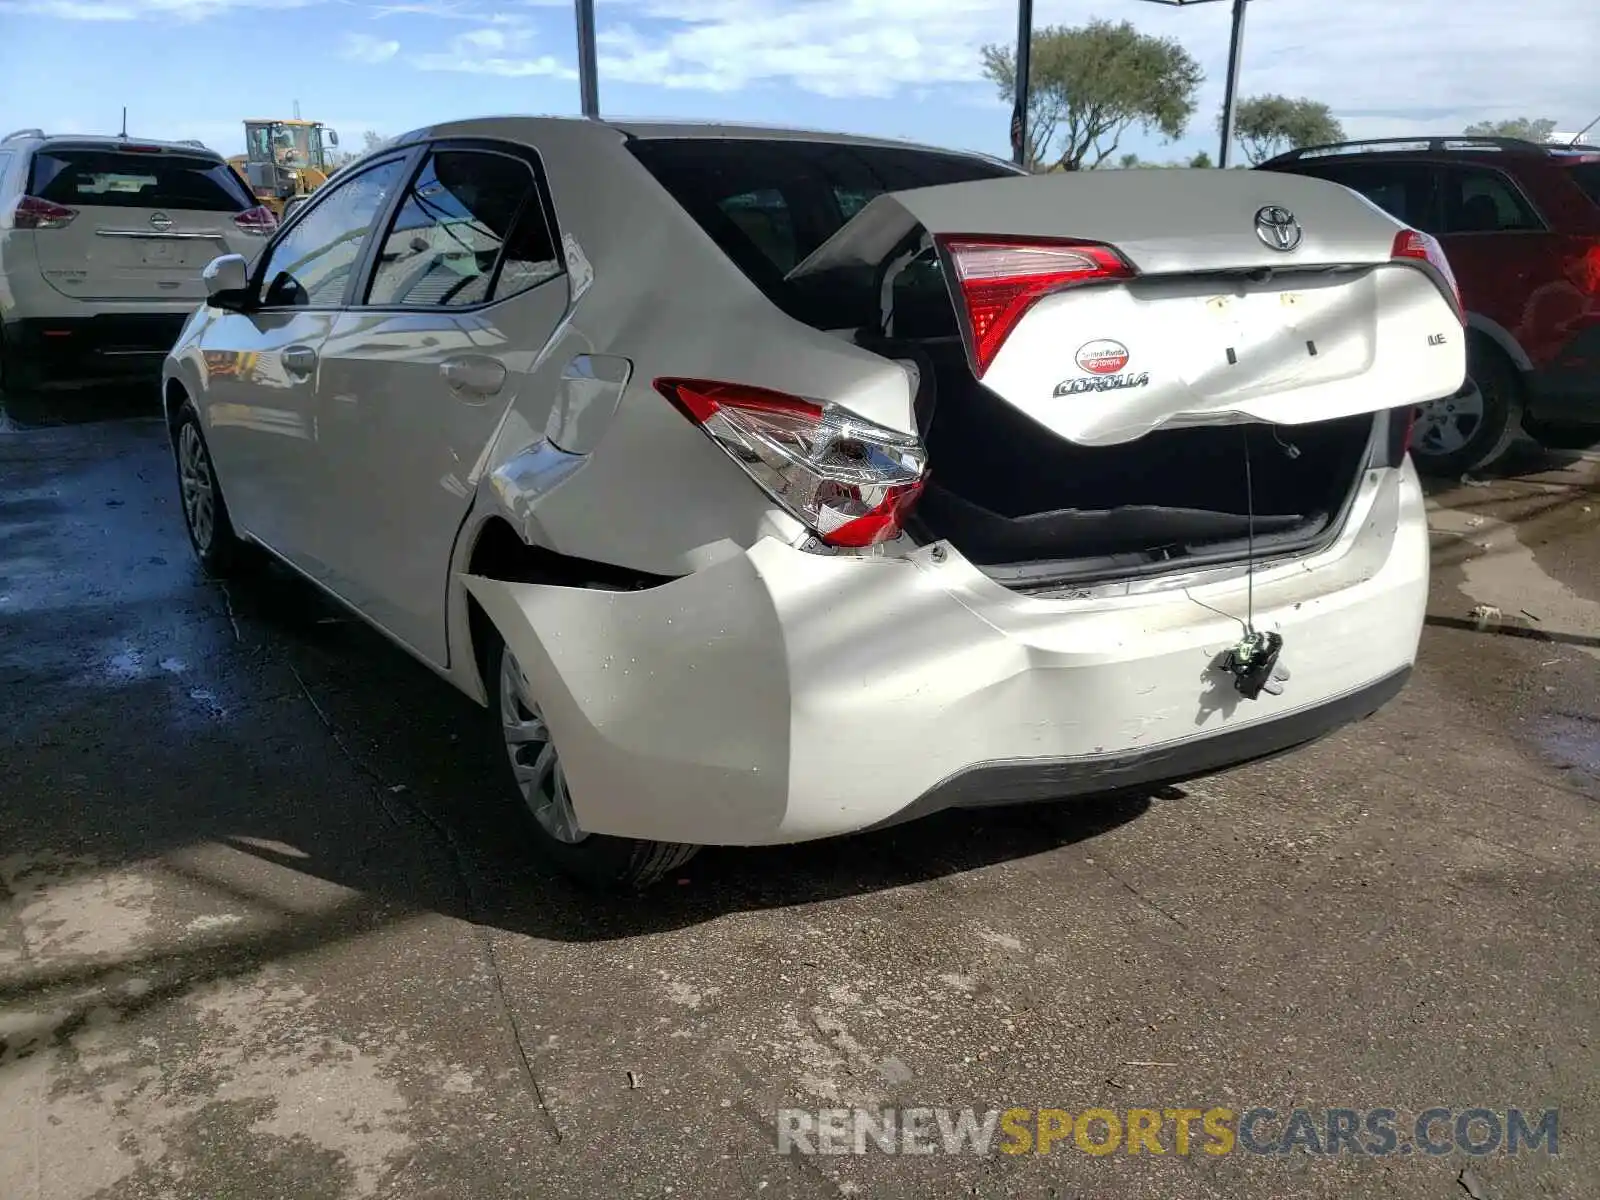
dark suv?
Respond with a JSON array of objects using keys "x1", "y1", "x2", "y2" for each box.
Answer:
[{"x1": 1259, "y1": 136, "x2": 1600, "y2": 474}]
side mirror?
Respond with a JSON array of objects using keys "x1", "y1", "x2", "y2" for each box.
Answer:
[
  {"x1": 202, "y1": 254, "x2": 252, "y2": 311},
  {"x1": 326, "y1": 129, "x2": 340, "y2": 148}
]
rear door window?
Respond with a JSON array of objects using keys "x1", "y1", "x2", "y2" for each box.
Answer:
[
  {"x1": 26, "y1": 149, "x2": 255, "y2": 212},
  {"x1": 259, "y1": 158, "x2": 407, "y2": 308},
  {"x1": 1303, "y1": 162, "x2": 1439, "y2": 231},
  {"x1": 1438, "y1": 166, "x2": 1544, "y2": 233},
  {"x1": 1563, "y1": 162, "x2": 1600, "y2": 208},
  {"x1": 365, "y1": 148, "x2": 562, "y2": 308},
  {"x1": 627, "y1": 138, "x2": 1019, "y2": 319}
]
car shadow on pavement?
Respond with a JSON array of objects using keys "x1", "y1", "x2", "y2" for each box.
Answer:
[
  {"x1": 192, "y1": 554, "x2": 1161, "y2": 943},
  {"x1": 0, "y1": 380, "x2": 163, "y2": 429},
  {"x1": 1417, "y1": 440, "x2": 1598, "y2": 496},
  {"x1": 0, "y1": 564, "x2": 1159, "y2": 1033}
]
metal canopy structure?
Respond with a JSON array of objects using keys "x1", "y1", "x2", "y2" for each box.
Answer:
[
  {"x1": 1140, "y1": 0, "x2": 1250, "y2": 168},
  {"x1": 1011, "y1": 0, "x2": 1252, "y2": 169},
  {"x1": 566, "y1": 0, "x2": 1252, "y2": 167}
]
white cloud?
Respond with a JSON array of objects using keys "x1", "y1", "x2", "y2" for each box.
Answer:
[
  {"x1": 2, "y1": 0, "x2": 1592, "y2": 150},
  {"x1": 585, "y1": 0, "x2": 1592, "y2": 139},
  {"x1": 0, "y1": 0, "x2": 314, "y2": 19},
  {"x1": 343, "y1": 30, "x2": 401, "y2": 60},
  {"x1": 408, "y1": 25, "x2": 577, "y2": 78},
  {"x1": 597, "y1": 0, "x2": 993, "y2": 97}
]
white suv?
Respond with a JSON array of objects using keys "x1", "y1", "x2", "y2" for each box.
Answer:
[{"x1": 0, "y1": 129, "x2": 275, "y2": 391}]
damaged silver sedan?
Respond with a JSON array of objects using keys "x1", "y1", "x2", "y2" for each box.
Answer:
[{"x1": 163, "y1": 117, "x2": 1465, "y2": 887}]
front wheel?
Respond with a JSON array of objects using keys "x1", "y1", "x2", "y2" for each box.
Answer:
[
  {"x1": 173, "y1": 401, "x2": 246, "y2": 576},
  {"x1": 487, "y1": 634, "x2": 700, "y2": 890}
]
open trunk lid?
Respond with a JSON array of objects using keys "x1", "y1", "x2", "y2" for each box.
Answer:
[{"x1": 789, "y1": 169, "x2": 1466, "y2": 446}]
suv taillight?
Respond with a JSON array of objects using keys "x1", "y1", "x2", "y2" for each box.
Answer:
[
  {"x1": 14, "y1": 195, "x2": 77, "y2": 230},
  {"x1": 1565, "y1": 238, "x2": 1600, "y2": 297},
  {"x1": 654, "y1": 378, "x2": 927, "y2": 548},
  {"x1": 1392, "y1": 229, "x2": 1465, "y2": 325},
  {"x1": 936, "y1": 235, "x2": 1136, "y2": 376},
  {"x1": 233, "y1": 206, "x2": 277, "y2": 236}
]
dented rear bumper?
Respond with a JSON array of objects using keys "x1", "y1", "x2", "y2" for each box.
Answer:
[{"x1": 462, "y1": 464, "x2": 1429, "y2": 847}]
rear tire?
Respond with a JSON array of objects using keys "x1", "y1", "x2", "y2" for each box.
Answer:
[
  {"x1": 485, "y1": 632, "x2": 700, "y2": 891},
  {"x1": 0, "y1": 330, "x2": 41, "y2": 397},
  {"x1": 1521, "y1": 416, "x2": 1600, "y2": 452},
  {"x1": 1409, "y1": 339, "x2": 1521, "y2": 477},
  {"x1": 172, "y1": 400, "x2": 246, "y2": 577}
]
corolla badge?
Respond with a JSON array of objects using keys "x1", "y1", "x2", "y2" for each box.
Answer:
[
  {"x1": 1054, "y1": 372, "x2": 1150, "y2": 397},
  {"x1": 1254, "y1": 205, "x2": 1301, "y2": 252},
  {"x1": 149, "y1": 211, "x2": 174, "y2": 232},
  {"x1": 1075, "y1": 338, "x2": 1130, "y2": 375}
]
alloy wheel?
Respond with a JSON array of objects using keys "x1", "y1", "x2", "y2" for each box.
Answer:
[
  {"x1": 178, "y1": 423, "x2": 216, "y2": 553},
  {"x1": 499, "y1": 649, "x2": 587, "y2": 845},
  {"x1": 1411, "y1": 377, "x2": 1484, "y2": 458}
]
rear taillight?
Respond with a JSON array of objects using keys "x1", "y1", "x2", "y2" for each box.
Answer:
[
  {"x1": 654, "y1": 378, "x2": 927, "y2": 548},
  {"x1": 936, "y1": 235, "x2": 1135, "y2": 376},
  {"x1": 233, "y1": 206, "x2": 277, "y2": 236},
  {"x1": 1566, "y1": 238, "x2": 1600, "y2": 296},
  {"x1": 14, "y1": 195, "x2": 77, "y2": 230},
  {"x1": 1392, "y1": 229, "x2": 1465, "y2": 325}
]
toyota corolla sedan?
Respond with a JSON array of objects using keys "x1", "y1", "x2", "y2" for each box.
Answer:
[{"x1": 163, "y1": 116, "x2": 1465, "y2": 888}]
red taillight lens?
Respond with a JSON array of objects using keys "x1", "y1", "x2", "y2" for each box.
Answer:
[
  {"x1": 1392, "y1": 229, "x2": 1465, "y2": 324},
  {"x1": 1566, "y1": 239, "x2": 1600, "y2": 297},
  {"x1": 233, "y1": 205, "x2": 278, "y2": 236},
  {"x1": 14, "y1": 195, "x2": 77, "y2": 230},
  {"x1": 936, "y1": 235, "x2": 1135, "y2": 376},
  {"x1": 654, "y1": 378, "x2": 927, "y2": 548}
]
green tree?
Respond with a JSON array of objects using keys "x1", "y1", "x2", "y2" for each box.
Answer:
[
  {"x1": 1464, "y1": 116, "x2": 1557, "y2": 143},
  {"x1": 1188, "y1": 150, "x2": 1214, "y2": 168},
  {"x1": 981, "y1": 20, "x2": 1204, "y2": 171},
  {"x1": 1226, "y1": 94, "x2": 1345, "y2": 164}
]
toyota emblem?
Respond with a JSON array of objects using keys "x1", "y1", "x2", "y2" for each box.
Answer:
[
  {"x1": 1255, "y1": 205, "x2": 1301, "y2": 252},
  {"x1": 149, "y1": 212, "x2": 174, "y2": 232}
]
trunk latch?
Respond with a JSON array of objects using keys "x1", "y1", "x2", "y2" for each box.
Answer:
[{"x1": 1223, "y1": 631, "x2": 1287, "y2": 700}]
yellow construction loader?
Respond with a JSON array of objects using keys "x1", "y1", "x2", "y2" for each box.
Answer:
[{"x1": 227, "y1": 119, "x2": 341, "y2": 221}]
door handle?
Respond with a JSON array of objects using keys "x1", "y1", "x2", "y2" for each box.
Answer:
[
  {"x1": 440, "y1": 354, "x2": 507, "y2": 398},
  {"x1": 281, "y1": 344, "x2": 318, "y2": 375}
]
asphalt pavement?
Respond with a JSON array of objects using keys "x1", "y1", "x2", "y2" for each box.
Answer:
[{"x1": 2, "y1": 385, "x2": 1597, "y2": 1200}]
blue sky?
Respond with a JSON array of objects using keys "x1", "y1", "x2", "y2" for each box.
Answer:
[{"x1": 1, "y1": 0, "x2": 1594, "y2": 164}]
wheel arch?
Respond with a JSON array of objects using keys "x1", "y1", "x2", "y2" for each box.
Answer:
[
  {"x1": 452, "y1": 511, "x2": 671, "y2": 707},
  {"x1": 163, "y1": 375, "x2": 189, "y2": 431},
  {"x1": 1464, "y1": 313, "x2": 1533, "y2": 375}
]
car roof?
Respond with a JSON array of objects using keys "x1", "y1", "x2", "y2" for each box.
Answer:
[
  {"x1": 1, "y1": 131, "x2": 224, "y2": 160},
  {"x1": 1260, "y1": 135, "x2": 1585, "y2": 169},
  {"x1": 392, "y1": 113, "x2": 1003, "y2": 162}
]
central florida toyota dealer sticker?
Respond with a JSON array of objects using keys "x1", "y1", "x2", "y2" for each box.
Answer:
[{"x1": 1075, "y1": 339, "x2": 1130, "y2": 375}]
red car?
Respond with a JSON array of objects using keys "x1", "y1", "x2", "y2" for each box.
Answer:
[{"x1": 1259, "y1": 135, "x2": 1600, "y2": 474}]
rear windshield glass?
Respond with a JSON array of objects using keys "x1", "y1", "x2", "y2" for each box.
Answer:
[
  {"x1": 1567, "y1": 162, "x2": 1600, "y2": 207},
  {"x1": 27, "y1": 149, "x2": 255, "y2": 212},
  {"x1": 627, "y1": 137, "x2": 1019, "y2": 327}
]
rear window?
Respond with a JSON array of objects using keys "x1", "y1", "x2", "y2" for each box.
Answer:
[
  {"x1": 627, "y1": 137, "x2": 1019, "y2": 327},
  {"x1": 1568, "y1": 162, "x2": 1600, "y2": 207},
  {"x1": 27, "y1": 149, "x2": 255, "y2": 212}
]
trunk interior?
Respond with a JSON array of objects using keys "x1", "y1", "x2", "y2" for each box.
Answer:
[{"x1": 869, "y1": 336, "x2": 1378, "y2": 590}]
